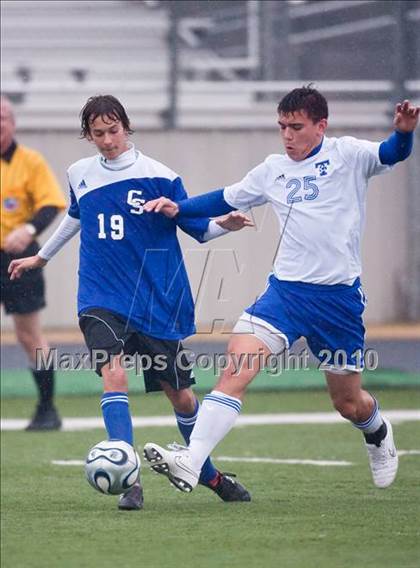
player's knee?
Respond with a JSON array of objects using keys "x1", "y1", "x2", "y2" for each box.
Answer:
[
  {"x1": 15, "y1": 328, "x2": 36, "y2": 353},
  {"x1": 333, "y1": 398, "x2": 358, "y2": 421},
  {"x1": 102, "y1": 365, "x2": 128, "y2": 392},
  {"x1": 215, "y1": 371, "x2": 249, "y2": 399},
  {"x1": 164, "y1": 385, "x2": 196, "y2": 414},
  {"x1": 223, "y1": 359, "x2": 259, "y2": 385}
]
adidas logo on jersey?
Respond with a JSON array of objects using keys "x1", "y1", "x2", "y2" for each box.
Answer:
[
  {"x1": 275, "y1": 174, "x2": 285, "y2": 182},
  {"x1": 78, "y1": 179, "x2": 87, "y2": 189}
]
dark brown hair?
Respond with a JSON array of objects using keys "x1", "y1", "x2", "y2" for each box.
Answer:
[
  {"x1": 79, "y1": 95, "x2": 133, "y2": 138},
  {"x1": 277, "y1": 84, "x2": 328, "y2": 123}
]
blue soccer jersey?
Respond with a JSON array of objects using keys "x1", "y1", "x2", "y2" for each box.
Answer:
[{"x1": 66, "y1": 146, "x2": 209, "y2": 340}]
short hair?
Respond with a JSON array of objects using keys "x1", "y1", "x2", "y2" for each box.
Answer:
[
  {"x1": 277, "y1": 85, "x2": 328, "y2": 123},
  {"x1": 79, "y1": 95, "x2": 133, "y2": 138}
]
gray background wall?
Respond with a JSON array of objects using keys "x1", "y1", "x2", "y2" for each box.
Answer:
[{"x1": 1, "y1": 128, "x2": 409, "y2": 330}]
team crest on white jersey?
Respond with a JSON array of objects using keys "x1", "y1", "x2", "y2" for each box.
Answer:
[
  {"x1": 315, "y1": 159, "x2": 330, "y2": 176},
  {"x1": 127, "y1": 190, "x2": 146, "y2": 215}
]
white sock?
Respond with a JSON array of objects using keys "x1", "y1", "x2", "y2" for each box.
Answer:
[
  {"x1": 353, "y1": 397, "x2": 383, "y2": 433},
  {"x1": 189, "y1": 390, "x2": 242, "y2": 472}
]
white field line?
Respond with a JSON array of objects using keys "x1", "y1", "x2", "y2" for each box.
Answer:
[
  {"x1": 51, "y1": 450, "x2": 420, "y2": 469},
  {"x1": 53, "y1": 460, "x2": 85, "y2": 466},
  {"x1": 2, "y1": 409, "x2": 420, "y2": 431},
  {"x1": 216, "y1": 457, "x2": 353, "y2": 466},
  {"x1": 52, "y1": 457, "x2": 352, "y2": 467},
  {"x1": 396, "y1": 449, "x2": 420, "y2": 456}
]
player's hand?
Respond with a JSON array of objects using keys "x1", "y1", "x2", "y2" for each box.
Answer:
[
  {"x1": 8, "y1": 255, "x2": 47, "y2": 280},
  {"x1": 3, "y1": 226, "x2": 34, "y2": 254},
  {"x1": 393, "y1": 100, "x2": 420, "y2": 133},
  {"x1": 215, "y1": 211, "x2": 254, "y2": 231},
  {"x1": 144, "y1": 197, "x2": 179, "y2": 218}
]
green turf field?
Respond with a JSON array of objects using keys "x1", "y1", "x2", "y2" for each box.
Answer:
[
  {"x1": 1, "y1": 367, "x2": 419, "y2": 398},
  {"x1": 1, "y1": 388, "x2": 420, "y2": 568}
]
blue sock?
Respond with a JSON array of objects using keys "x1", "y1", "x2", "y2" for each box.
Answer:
[
  {"x1": 175, "y1": 398, "x2": 218, "y2": 484},
  {"x1": 101, "y1": 392, "x2": 133, "y2": 445}
]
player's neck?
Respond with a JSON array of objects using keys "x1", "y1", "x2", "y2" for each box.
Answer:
[
  {"x1": 100, "y1": 142, "x2": 137, "y2": 171},
  {"x1": 304, "y1": 137, "x2": 324, "y2": 159}
]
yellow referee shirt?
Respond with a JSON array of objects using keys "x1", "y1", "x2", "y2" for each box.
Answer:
[{"x1": 1, "y1": 143, "x2": 66, "y2": 248}]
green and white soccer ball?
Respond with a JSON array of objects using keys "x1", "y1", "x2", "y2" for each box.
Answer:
[{"x1": 85, "y1": 440, "x2": 140, "y2": 495}]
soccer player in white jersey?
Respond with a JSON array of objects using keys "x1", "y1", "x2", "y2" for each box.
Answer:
[
  {"x1": 142, "y1": 86, "x2": 419, "y2": 494},
  {"x1": 8, "y1": 95, "x2": 253, "y2": 510}
]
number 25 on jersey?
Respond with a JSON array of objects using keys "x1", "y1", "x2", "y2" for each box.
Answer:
[{"x1": 286, "y1": 176, "x2": 319, "y2": 204}]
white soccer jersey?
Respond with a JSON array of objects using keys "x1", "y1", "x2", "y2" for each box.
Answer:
[{"x1": 224, "y1": 136, "x2": 391, "y2": 285}]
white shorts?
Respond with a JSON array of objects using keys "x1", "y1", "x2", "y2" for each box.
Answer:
[
  {"x1": 232, "y1": 312, "x2": 288, "y2": 354},
  {"x1": 232, "y1": 312, "x2": 355, "y2": 374}
]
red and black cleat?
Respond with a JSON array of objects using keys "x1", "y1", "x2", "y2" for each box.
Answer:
[{"x1": 201, "y1": 471, "x2": 251, "y2": 502}]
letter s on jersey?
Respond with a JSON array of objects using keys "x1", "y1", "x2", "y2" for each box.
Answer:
[{"x1": 127, "y1": 190, "x2": 146, "y2": 215}]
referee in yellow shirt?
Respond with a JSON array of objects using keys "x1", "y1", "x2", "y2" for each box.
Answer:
[{"x1": 1, "y1": 95, "x2": 66, "y2": 430}]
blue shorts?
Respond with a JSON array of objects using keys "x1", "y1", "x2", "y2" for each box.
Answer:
[{"x1": 245, "y1": 275, "x2": 366, "y2": 370}]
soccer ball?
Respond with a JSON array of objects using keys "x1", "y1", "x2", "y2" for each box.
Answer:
[{"x1": 85, "y1": 440, "x2": 140, "y2": 495}]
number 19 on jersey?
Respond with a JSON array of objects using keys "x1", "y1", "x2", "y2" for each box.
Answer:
[{"x1": 97, "y1": 214, "x2": 124, "y2": 240}]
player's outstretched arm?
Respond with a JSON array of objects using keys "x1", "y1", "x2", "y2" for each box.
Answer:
[
  {"x1": 144, "y1": 197, "x2": 180, "y2": 217},
  {"x1": 35, "y1": 213, "x2": 81, "y2": 262},
  {"x1": 198, "y1": 211, "x2": 254, "y2": 242},
  {"x1": 9, "y1": 214, "x2": 81, "y2": 280},
  {"x1": 379, "y1": 100, "x2": 419, "y2": 165},
  {"x1": 145, "y1": 189, "x2": 236, "y2": 219},
  {"x1": 215, "y1": 211, "x2": 254, "y2": 231},
  {"x1": 8, "y1": 255, "x2": 47, "y2": 280},
  {"x1": 393, "y1": 100, "x2": 420, "y2": 133}
]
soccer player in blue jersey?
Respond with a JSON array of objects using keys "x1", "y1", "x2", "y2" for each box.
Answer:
[
  {"x1": 143, "y1": 87, "x2": 419, "y2": 494},
  {"x1": 8, "y1": 95, "x2": 253, "y2": 510}
]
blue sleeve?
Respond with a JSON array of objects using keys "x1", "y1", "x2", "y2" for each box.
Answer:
[
  {"x1": 68, "y1": 186, "x2": 80, "y2": 219},
  {"x1": 379, "y1": 131, "x2": 413, "y2": 165},
  {"x1": 171, "y1": 177, "x2": 210, "y2": 243},
  {"x1": 177, "y1": 189, "x2": 237, "y2": 218}
]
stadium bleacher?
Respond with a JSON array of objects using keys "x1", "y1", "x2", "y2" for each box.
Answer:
[
  {"x1": 2, "y1": 0, "x2": 419, "y2": 129},
  {"x1": 1, "y1": 0, "x2": 169, "y2": 127}
]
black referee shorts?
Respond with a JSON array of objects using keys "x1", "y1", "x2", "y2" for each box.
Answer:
[
  {"x1": 0, "y1": 241, "x2": 46, "y2": 315},
  {"x1": 79, "y1": 307, "x2": 196, "y2": 393}
]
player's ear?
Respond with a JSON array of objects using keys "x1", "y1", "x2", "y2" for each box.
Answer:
[{"x1": 318, "y1": 118, "x2": 328, "y2": 134}]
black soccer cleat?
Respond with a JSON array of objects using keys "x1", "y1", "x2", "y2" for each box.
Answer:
[
  {"x1": 118, "y1": 482, "x2": 144, "y2": 511},
  {"x1": 25, "y1": 405, "x2": 62, "y2": 431},
  {"x1": 200, "y1": 471, "x2": 251, "y2": 502}
]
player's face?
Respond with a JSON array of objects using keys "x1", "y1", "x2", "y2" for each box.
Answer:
[
  {"x1": 278, "y1": 110, "x2": 327, "y2": 161},
  {"x1": 0, "y1": 98, "x2": 16, "y2": 154},
  {"x1": 87, "y1": 115, "x2": 130, "y2": 160}
]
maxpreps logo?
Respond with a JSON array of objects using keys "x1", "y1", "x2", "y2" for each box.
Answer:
[{"x1": 315, "y1": 159, "x2": 330, "y2": 176}]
